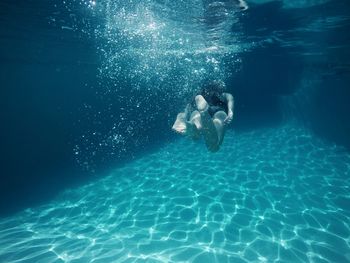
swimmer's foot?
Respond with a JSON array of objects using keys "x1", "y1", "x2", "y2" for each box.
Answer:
[
  {"x1": 172, "y1": 113, "x2": 187, "y2": 134},
  {"x1": 195, "y1": 95, "x2": 209, "y2": 112},
  {"x1": 172, "y1": 119, "x2": 198, "y2": 138}
]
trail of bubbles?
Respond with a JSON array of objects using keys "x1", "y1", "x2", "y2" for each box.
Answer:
[
  {"x1": 97, "y1": 0, "x2": 245, "y2": 95},
  {"x1": 57, "y1": 0, "x2": 247, "y2": 171}
]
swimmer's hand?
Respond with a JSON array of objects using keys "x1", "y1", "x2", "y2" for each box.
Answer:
[{"x1": 224, "y1": 110, "x2": 233, "y2": 124}]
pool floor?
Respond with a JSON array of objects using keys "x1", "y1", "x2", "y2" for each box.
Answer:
[{"x1": 1, "y1": 123, "x2": 350, "y2": 262}]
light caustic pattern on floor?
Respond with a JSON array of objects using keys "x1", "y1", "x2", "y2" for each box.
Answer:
[{"x1": 1, "y1": 124, "x2": 350, "y2": 263}]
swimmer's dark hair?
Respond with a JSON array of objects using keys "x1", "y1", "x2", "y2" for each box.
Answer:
[{"x1": 200, "y1": 80, "x2": 226, "y2": 95}]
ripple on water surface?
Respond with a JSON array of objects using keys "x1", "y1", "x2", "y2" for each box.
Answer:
[{"x1": 1, "y1": 124, "x2": 350, "y2": 262}]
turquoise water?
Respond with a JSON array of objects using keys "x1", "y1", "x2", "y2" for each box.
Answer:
[
  {"x1": 1, "y1": 123, "x2": 349, "y2": 262},
  {"x1": 1, "y1": 0, "x2": 350, "y2": 262}
]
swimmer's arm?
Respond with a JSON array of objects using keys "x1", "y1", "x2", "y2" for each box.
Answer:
[{"x1": 222, "y1": 93, "x2": 234, "y2": 124}]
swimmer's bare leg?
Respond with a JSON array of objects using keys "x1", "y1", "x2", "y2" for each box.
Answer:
[
  {"x1": 195, "y1": 95, "x2": 220, "y2": 152},
  {"x1": 238, "y1": 0, "x2": 248, "y2": 10},
  {"x1": 213, "y1": 111, "x2": 227, "y2": 148},
  {"x1": 188, "y1": 111, "x2": 201, "y2": 140},
  {"x1": 172, "y1": 106, "x2": 201, "y2": 139}
]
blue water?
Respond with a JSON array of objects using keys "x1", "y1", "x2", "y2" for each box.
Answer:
[
  {"x1": 1, "y1": 124, "x2": 350, "y2": 262},
  {"x1": 1, "y1": 0, "x2": 350, "y2": 262}
]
